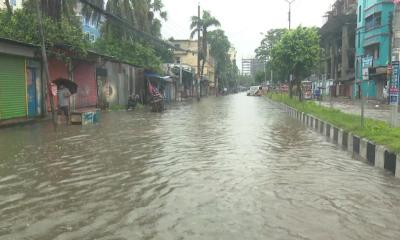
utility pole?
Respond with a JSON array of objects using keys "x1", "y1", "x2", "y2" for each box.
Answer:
[
  {"x1": 36, "y1": 0, "x2": 56, "y2": 127},
  {"x1": 197, "y1": 3, "x2": 201, "y2": 101},
  {"x1": 390, "y1": 2, "x2": 400, "y2": 127},
  {"x1": 285, "y1": 0, "x2": 296, "y2": 30}
]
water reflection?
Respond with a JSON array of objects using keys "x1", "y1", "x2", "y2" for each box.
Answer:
[{"x1": 1, "y1": 94, "x2": 400, "y2": 240}]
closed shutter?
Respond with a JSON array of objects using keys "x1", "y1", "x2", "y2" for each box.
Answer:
[
  {"x1": 0, "y1": 54, "x2": 26, "y2": 120},
  {"x1": 74, "y1": 61, "x2": 97, "y2": 109}
]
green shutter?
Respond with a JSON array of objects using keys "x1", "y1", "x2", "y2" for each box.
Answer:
[{"x1": 0, "y1": 54, "x2": 26, "y2": 120}]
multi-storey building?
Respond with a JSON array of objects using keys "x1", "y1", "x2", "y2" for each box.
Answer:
[
  {"x1": 241, "y1": 58, "x2": 264, "y2": 77},
  {"x1": 356, "y1": 0, "x2": 394, "y2": 99},
  {"x1": 170, "y1": 39, "x2": 216, "y2": 95},
  {"x1": 320, "y1": 0, "x2": 357, "y2": 98}
]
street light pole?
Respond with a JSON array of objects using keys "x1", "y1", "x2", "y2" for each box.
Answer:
[
  {"x1": 197, "y1": 3, "x2": 201, "y2": 101},
  {"x1": 285, "y1": 0, "x2": 296, "y2": 30}
]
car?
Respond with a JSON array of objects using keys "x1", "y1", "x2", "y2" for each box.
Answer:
[{"x1": 247, "y1": 86, "x2": 260, "y2": 96}]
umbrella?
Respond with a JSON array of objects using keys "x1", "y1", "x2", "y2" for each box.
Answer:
[{"x1": 53, "y1": 78, "x2": 78, "y2": 94}]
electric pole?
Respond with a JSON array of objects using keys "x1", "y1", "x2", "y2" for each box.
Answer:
[
  {"x1": 36, "y1": 0, "x2": 56, "y2": 127},
  {"x1": 197, "y1": 3, "x2": 201, "y2": 101},
  {"x1": 390, "y1": 2, "x2": 400, "y2": 127},
  {"x1": 285, "y1": 0, "x2": 296, "y2": 30}
]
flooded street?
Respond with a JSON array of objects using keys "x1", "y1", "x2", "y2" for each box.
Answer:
[{"x1": 1, "y1": 94, "x2": 400, "y2": 240}]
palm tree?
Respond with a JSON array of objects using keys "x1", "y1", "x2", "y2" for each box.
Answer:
[{"x1": 190, "y1": 10, "x2": 221, "y2": 80}]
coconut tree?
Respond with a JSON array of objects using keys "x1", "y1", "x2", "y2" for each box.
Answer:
[{"x1": 190, "y1": 10, "x2": 221, "y2": 80}]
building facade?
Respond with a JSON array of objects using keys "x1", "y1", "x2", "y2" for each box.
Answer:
[
  {"x1": 0, "y1": 38, "x2": 43, "y2": 124},
  {"x1": 241, "y1": 58, "x2": 264, "y2": 77},
  {"x1": 320, "y1": 0, "x2": 357, "y2": 98},
  {"x1": 170, "y1": 39, "x2": 215, "y2": 95},
  {"x1": 355, "y1": 0, "x2": 394, "y2": 99}
]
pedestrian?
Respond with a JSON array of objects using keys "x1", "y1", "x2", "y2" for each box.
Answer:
[
  {"x1": 383, "y1": 85, "x2": 389, "y2": 104},
  {"x1": 58, "y1": 85, "x2": 71, "y2": 124}
]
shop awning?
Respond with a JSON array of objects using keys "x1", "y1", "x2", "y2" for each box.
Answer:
[{"x1": 144, "y1": 73, "x2": 173, "y2": 82}]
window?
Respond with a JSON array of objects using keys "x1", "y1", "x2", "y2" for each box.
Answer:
[
  {"x1": 174, "y1": 44, "x2": 181, "y2": 48},
  {"x1": 90, "y1": 34, "x2": 95, "y2": 42},
  {"x1": 358, "y1": 5, "x2": 362, "y2": 22},
  {"x1": 176, "y1": 57, "x2": 181, "y2": 64},
  {"x1": 365, "y1": 12, "x2": 382, "y2": 31},
  {"x1": 357, "y1": 31, "x2": 361, "y2": 48},
  {"x1": 365, "y1": 43, "x2": 380, "y2": 60}
]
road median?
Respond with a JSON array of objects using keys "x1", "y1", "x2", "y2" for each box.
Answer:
[{"x1": 267, "y1": 93, "x2": 400, "y2": 177}]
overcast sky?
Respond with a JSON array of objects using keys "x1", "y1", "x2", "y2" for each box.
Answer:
[{"x1": 161, "y1": 0, "x2": 334, "y2": 61}]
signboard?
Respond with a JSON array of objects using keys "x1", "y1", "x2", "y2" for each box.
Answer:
[
  {"x1": 362, "y1": 56, "x2": 373, "y2": 68},
  {"x1": 390, "y1": 61, "x2": 400, "y2": 105},
  {"x1": 362, "y1": 56, "x2": 373, "y2": 81},
  {"x1": 362, "y1": 68, "x2": 369, "y2": 81}
]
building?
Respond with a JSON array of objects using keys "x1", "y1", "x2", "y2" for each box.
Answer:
[
  {"x1": 355, "y1": 0, "x2": 394, "y2": 99},
  {"x1": 320, "y1": 0, "x2": 357, "y2": 98},
  {"x1": 0, "y1": 0, "x2": 24, "y2": 10},
  {"x1": 241, "y1": 58, "x2": 264, "y2": 77},
  {"x1": 0, "y1": 1, "x2": 102, "y2": 43},
  {"x1": 76, "y1": 2, "x2": 102, "y2": 42},
  {"x1": 229, "y1": 47, "x2": 237, "y2": 63},
  {"x1": 0, "y1": 38, "x2": 43, "y2": 125},
  {"x1": 170, "y1": 39, "x2": 216, "y2": 95}
]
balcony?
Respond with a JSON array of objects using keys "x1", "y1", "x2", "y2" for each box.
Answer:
[{"x1": 363, "y1": 25, "x2": 390, "y2": 47}]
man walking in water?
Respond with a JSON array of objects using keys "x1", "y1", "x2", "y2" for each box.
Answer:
[{"x1": 58, "y1": 85, "x2": 71, "y2": 124}]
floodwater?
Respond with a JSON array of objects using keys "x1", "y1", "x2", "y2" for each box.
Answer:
[{"x1": 1, "y1": 94, "x2": 400, "y2": 240}]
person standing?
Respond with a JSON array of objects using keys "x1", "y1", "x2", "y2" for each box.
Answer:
[
  {"x1": 383, "y1": 85, "x2": 389, "y2": 104},
  {"x1": 58, "y1": 85, "x2": 71, "y2": 124}
]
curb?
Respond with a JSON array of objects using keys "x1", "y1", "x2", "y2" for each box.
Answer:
[{"x1": 275, "y1": 100, "x2": 399, "y2": 178}]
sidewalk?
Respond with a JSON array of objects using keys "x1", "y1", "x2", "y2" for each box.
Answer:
[{"x1": 315, "y1": 98, "x2": 398, "y2": 123}]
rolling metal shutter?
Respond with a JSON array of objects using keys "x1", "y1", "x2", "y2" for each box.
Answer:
[{"x1": 0, "y1": 54, "x2": 26, "y2": 120}]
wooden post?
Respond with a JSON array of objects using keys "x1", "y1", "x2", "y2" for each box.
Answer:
[{"x1": 36, "y1": 0, "x2": 57, "y2": 127}]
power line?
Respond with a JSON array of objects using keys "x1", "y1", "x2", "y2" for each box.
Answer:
[{"x1": 79, "y1": 0, "x2": 191, "y2": 52}]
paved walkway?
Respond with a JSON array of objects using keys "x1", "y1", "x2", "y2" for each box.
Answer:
[{"x1": 316, "y1": 98, "x2": 399, "y2": 123}]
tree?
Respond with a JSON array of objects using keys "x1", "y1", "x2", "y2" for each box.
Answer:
[
  {"x1": 190, "y1": 10, "x2": 221, "y2": 80},
  {"x1": 90, "y1": 0, "x2": 169, "y2": 69},
  {"x1": 255, "y1": 28, "x2": 286, "y2": 62},
  {"x1": 4, "y1": 0, "x2": 12, "y2": 14},
  {"x1": 0, "y1": 7, "x2": 90, "y2": 56},
  {"x1": 270, "y1": 27, "x2": 320, "y2": 100}
]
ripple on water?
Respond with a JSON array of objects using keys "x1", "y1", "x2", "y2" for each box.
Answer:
[{"x1": 1, "y1": 95, "x2": 400, "y2": 240}]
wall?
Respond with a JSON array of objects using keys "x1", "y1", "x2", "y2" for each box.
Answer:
[
  {"x1": 97, "y1": 61, "x2": 136, "y2": 107},
  {"x1": 73, "y1": 60, "x2": 97, "y2": 109}
]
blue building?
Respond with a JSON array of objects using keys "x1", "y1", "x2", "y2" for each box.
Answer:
[
  {"x1": 82, "y1": 16, "x2": 101, "y2": 42},
  {"x1": 355, "y1": 0, "x2": 394, "y2": 99}
]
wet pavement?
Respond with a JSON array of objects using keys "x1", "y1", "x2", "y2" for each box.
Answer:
[{"x1": 1, "y1": 94, "x2": 400, "y2": 240}]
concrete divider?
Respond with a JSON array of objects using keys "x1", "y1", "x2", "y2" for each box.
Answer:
[
  {"x1": 384, "y1": 151, "x2": 397, "y2": 175},
  {"x1": 326, "y1": 124, "x2": 331, "y2": 138},
  {"x1": 348, "y1": 132, "x2": 354, "y2": 154},
  {"x1": 338, "y1": 129, "x2": 343, "y2": 146},
  {"x1": 359, "y1": 138, "x2": 368, "y2": 161},
  {"x1": 375, "y1": 145, "x2": 386, "y2": 169},
  {"x1": 396, "y1": 155, "x2": 400, "y2": 178},
  {"x1": 366, "y1": 142, "x2": 376, "y2": 165},
  {"x1": 274, "y1": 100, "x2": 400, "y2": 179},
  {"x1": 320, "y1": 121, "x2": 325, "y2": 134}
]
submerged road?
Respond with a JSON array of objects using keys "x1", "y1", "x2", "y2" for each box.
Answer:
[{"x1": 1, "y1": 94, "x2": 400, "y2": 239}]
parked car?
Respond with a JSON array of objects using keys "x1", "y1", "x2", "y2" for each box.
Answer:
[{"x1": 247, "y1": 86, "x2": 261, "y2": 96}]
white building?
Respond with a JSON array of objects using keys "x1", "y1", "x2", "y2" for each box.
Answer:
[{"x1": 0, "y1": 0, "x2": 24, "y2": 10}]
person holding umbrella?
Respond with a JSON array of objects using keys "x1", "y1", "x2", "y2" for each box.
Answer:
[
  {"x1": 58, "y1": 84, "x2": 71, "y2": 124},
  {"x1": 53, "y1": 78, "x2": 78, "y2": 125}
]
